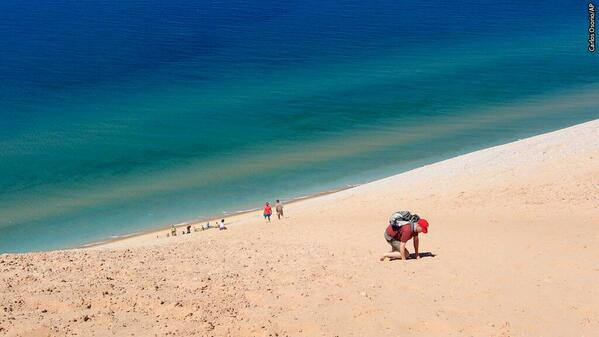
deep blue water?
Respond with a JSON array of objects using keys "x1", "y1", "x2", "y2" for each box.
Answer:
[{"x1": 0, "y1": 0, "x2": 597, "y2": 253}]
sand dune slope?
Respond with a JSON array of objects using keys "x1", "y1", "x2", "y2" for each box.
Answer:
[{"x1": 1, "y1": 120, "x2": 598, "y2": 337}]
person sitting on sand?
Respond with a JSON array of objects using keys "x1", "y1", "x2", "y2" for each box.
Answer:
[
  {"x1": 170, "y1": 224, "x2": 177, "y2": 236},
  {"x1": 219, "y1": 219, "x2": 227, "y2": 230},
  {"x1": 275, "y1": 199, "x2": 284, "y2": 220},
  {"x1": 186, "y1": 225, "x2": 191, "y2": 234},
  {"x1": 380, "y1": 218, "x2": 429, "y2": 261},
  {"x1": 263, "y1": 202, "x2": 272, "y2": 222}
]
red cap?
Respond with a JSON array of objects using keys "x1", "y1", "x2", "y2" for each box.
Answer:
[{"x1": 417, "y1": 219, "x2": 429, "y2": 233}]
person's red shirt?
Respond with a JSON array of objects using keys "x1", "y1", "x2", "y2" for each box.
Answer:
[
  {"x1": 264, "y1": 205, "x2": 272, "y2": 215},
  {"x1": 385, "y1": 223, "x2": 417, "y2": 242}
]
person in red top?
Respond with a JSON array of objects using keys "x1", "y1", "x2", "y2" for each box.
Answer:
[
  {"x1": 380, "y1": 218, "x2": 429, "y2": 261},
  {"x1": 263, "y1": 202, "x2": 272, "y2": 222}
]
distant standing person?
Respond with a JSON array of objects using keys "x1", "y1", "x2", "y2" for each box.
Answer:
[
  {"x1": 263, "y1": 202, "x2": 272, "y2": 222},
  {"x1": 275, "y1": 200, "x2": 284, "y2": 220}
]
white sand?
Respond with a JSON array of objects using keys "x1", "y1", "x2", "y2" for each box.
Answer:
[{"x1": 1, "y1": 120, "x2": 598, "y2": 337}]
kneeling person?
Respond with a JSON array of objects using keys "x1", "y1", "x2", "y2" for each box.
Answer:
[{"x1": 381, "y1": 218, "x2": 429, "y2": 261}]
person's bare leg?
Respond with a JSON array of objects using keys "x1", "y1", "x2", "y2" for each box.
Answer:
[
  {"x1": 380, "y1": 248, "x2": 410, "y2": 261},
  {"x1": 380, "y1": 252, "x2": 401, "y2": 261}
]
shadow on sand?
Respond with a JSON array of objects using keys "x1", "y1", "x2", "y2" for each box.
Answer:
[
  {"x1": 388, "y1": 252, "x2": 436, "y2": 261},
  {"x1": 411, "y1": 252, "x2": 435, "y2": 259}
]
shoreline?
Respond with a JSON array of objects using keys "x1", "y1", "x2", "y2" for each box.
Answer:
[
  {"x1": 4, "y1": 119, "x2": 596, "y2": 254},
  {"x1": 2, "y1": 118, "x2": 597, "y2": 254},
  {"x1": 78, "y1": 184, "x2": 359, "y2": 250}
]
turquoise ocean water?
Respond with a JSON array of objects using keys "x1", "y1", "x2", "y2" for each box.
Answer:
[{"x1": 0, "y1": 1, "x2": 597, "y2": 252}]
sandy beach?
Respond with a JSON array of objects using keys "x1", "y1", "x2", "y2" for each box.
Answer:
[{"x1": 1, "y1": 120, "x2": 598, "y2": 337}]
